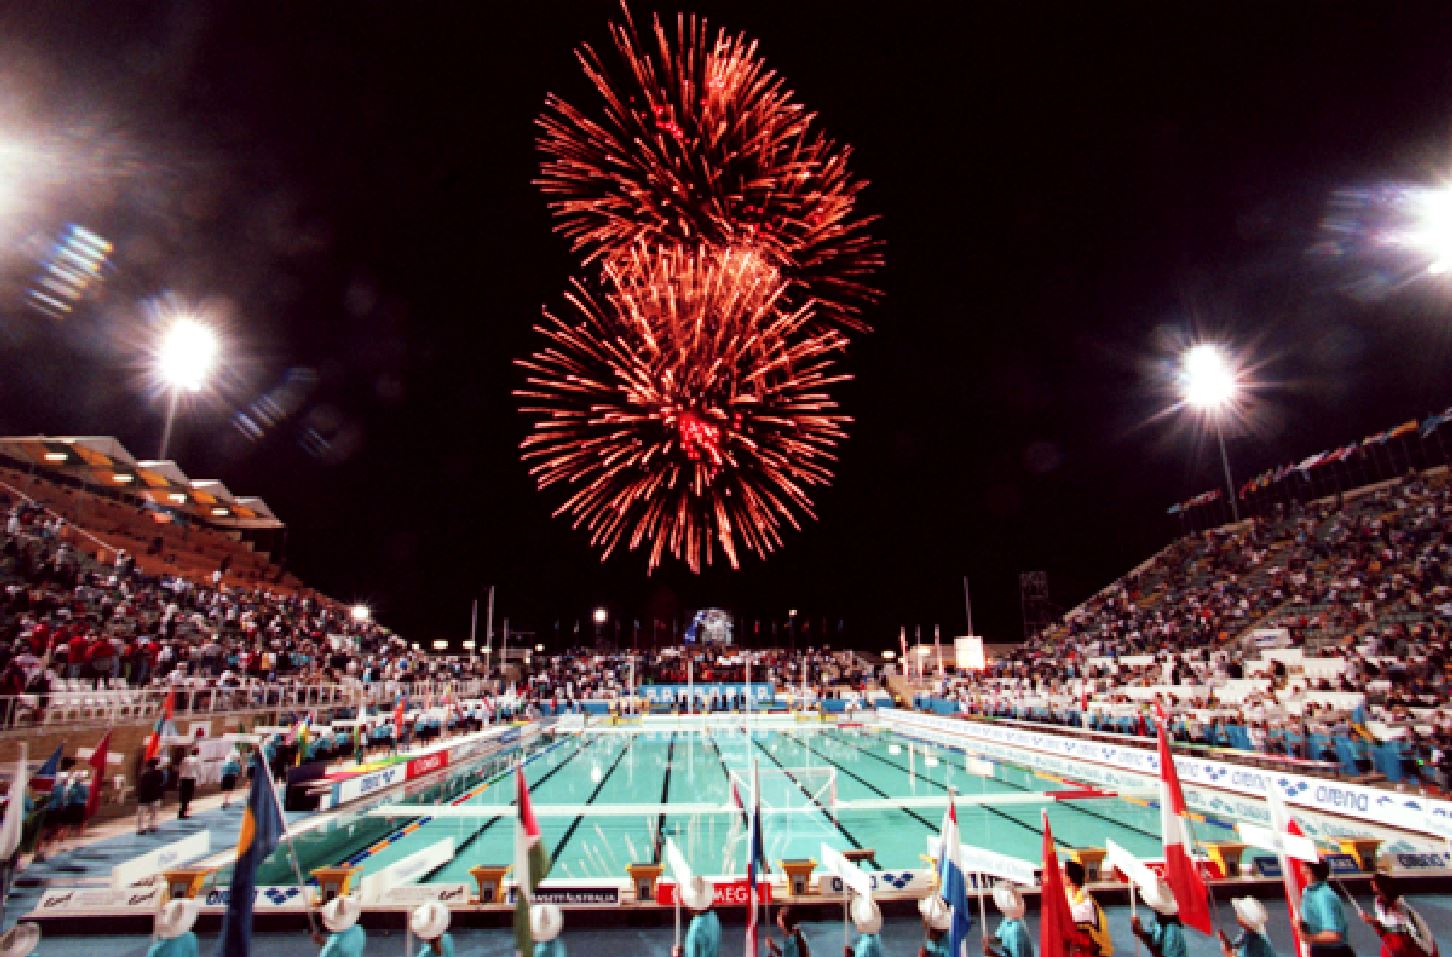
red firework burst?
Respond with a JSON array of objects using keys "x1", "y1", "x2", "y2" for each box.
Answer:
[
  {"x1": 516, "y1": 246, "x2": 851, "y2": 573},
  {"x1": 535, "y1": 6, "x2": 882, "y2": 332}
]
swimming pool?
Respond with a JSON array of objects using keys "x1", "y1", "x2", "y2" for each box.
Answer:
[{"x1": 230, "y1": 719, "x2": 1272, "y2": 889}]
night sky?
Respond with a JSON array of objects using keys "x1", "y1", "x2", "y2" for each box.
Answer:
[{"x1": 2, "y1": 2, "x2": 1451, "y2": 650}]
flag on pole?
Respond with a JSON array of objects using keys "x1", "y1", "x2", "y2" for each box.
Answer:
[
  {"x1": 1153, "y1": 704, "x2": 1213, "y2": 934},
  {"x1": 934, "y1": 625, "x2": 944, "y2": 678},
  {"x1": 220, "y1": 753, "x2": 284, "y2": 957},
  {"x1": 0, "y1": 743, "x2": 28, "y2": 859},
  {"x1": 30, "y1": 745, "x2": 61, "y2": 795},
  {"x1": 1266, "y1": 784, "x2": 1310, "y2": 957},
  {"x1": 144, "y1": 689, "x2": 175, "y2": 763},
  {"x1": 1038, "y1": 812, "x2": 1075, "y2": 957},
  {"x1": 84, "y1": 732, "x2": 110, "y2": 821},
  {"x1": 936, "y1": 792, "x2": 973, "y2": 957},
  {"x1": 899, "y1": 628, "x2": 908, "y2": 677},
  {"x1": 513, "y1": 764, "x2": 550, "y2": 957},
  {"x1": 393, "y1": 694, "x2": 407, "y2": 741},
  {"x1": 745, "y1": 761, "x2": 765, "y2": 957}
]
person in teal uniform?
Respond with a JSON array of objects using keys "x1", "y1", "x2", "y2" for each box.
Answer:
[
  {"x1": 1130, "y1": 879, "x2": 1187, "y2": 957},
  {"x1": 219, "y1": 751, "x2": 242, "y2": 809},
  {"x1": 673, "y1": 877, "x2": 720, "y2": 957},
  {"x1": 1220, "y1": 897, "x2": 1276, "y2": 957},
  {"x1": 533, "y1": 903, "x2": 566, "y2": 957},
  {"x1": 146, "y1": 900, "x2": 199, "y2": 957},
  {"x1": 920, "y1": 894, "x2": 951, "y2": 957},
  {"x1": 411, "y1": 902, "x2": 453, "y2": 957},
  {"x1": 317, "y1": 895, "x2": 366, "y2": 957},
  {"x1": 984, "y1": 886, "x2": 1034, "y2": 957},
  {"x1": 0, "y1": 922, "x2": 41, "y2": 957},
  {"x1": 845, "y1": 894, "x2": 884, "y2": 957},
  {"x1": 1298, "y1": 859, "x2": 1353, "y2": 957},
  {"x1": 768, "y1": 905, "x2": 810, "y2": 957}
]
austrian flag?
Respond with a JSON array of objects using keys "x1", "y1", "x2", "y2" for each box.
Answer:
[{"x1": 1154, "y1": 704, "x2": 1212, "y2": 935}]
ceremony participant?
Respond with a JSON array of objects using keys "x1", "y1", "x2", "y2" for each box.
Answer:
[
  {"x1": 1298, "y1": 860, "x2": 1354, "y2": 957},
  {"x1": 1130, "y1": 879, "x2": 1187, "y2": 957},
  {"x1": 533, "y1": 903, "x2": 566, "y2": 957},
  {"x1": 137, "y1": 758, "x2": 165, "y2": 834},
  {"x1": 219, "y1": 751, "x2": 242, "y2": 810},
  {"x1": 983, "y1": 886, "x2": 1033, "y2": 957},
  {"x1": 318, "y1": 895, "x2": 366, "y2": 957},
  {"x1": 1219, "y1": 897, "x2": 1276, "y2": 957},
  {"x1": 146, "y1": 899, "x2": 199, "y2": 957},
  {"x1": 673, "y1": 877, "x2": 720, "y2": 957},
  {"x1": 0, "y1": 923, "x2": 40, "y2": 957},
  {"x1": 1363, "y1": 873, "x2": 1437, "y2": 957},
  {"x1": 845, "y1": 894, "x2": 884, "y2": 957},
  {"x1": 411, "y1": 902, "x2": 453, "y2": 957},
  {"x1": 769, "y1": 906, "x2": 811, "y2": 957},
  {"x1": 920, "y1": 894, "x2": 952, "y2": 957},
  {"x1": 1064, "y1": 861, "x2": 1114, "y2": 957},
  {"x1": 177, "y1": 747, "x2": 201, "y2": 819}
]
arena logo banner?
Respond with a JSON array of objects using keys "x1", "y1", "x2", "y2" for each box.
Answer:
[
  {"x1": 884, "y1": 712, "x2": 1452, "y2": 836},
  {"x1": 332, "y1": 765, "x2": 403, "y2": 805},
  {"x1": 36, "y1": 886, "x2": 164, "y2": 913},
  {"x1": 201, "y1": 886, "x2": 307, "y2": 911},
  {"x1": 822, "y1": 870, "x2": 932, "y2": 896}
]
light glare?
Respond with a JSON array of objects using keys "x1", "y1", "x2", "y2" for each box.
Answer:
[
  {"x1": 1179, "y1": 344, "x2": 1237, "y2": 411},
  {"x1": 157, "y1": 318, "x2": 218, "y2": 391}
]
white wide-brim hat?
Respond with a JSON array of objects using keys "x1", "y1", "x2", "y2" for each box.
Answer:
[
  {"x1": 322, "y1": 895, "x2": 362, "y2": 933},
  {"x1": 531, "y1": 903, "x2": 563, "y2": 942},
  {"x1": 1231, "y1": 897, "x2": 1267, "y2": 933},
  {"x1": 851, "y1": 894, "x2": 882, "y2": 935},
  {"x1": 994, "y1": 885, "x2": 1025, "y2": 920},
  {"x1": 680, "y1": 876, "x2": 714, "y2": 912},
  {"x1": 155, "y1": 899, "x2": 199, "y2": 940},
  {"x1": 919, "y1": 894, "x2": 951, "y2": 931},
  {"x1": 0, "y1": 923, "x2": 40, "y2": 957},
  {"x1": 1139, "y1": 879, "x2": 1179, "y2": 916},
  {"x1": 410, "y1": 901, "x2": 450, "y2": 939}
]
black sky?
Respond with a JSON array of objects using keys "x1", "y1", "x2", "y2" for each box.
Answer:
[{"x1": 2, "y1": 2, "x2": 1452, "y2": 650}]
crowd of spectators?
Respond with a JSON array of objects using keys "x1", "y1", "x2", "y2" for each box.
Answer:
[{"x1": 922, "y1": 469, "x2": 1452, "y2": 788}]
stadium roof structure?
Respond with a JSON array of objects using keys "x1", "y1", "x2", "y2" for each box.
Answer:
[{"x1": 0, "y1": 435, "x2": 284, "y2": 531}]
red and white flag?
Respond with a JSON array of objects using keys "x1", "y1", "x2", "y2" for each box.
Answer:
[
  {"x1": 1266, "y1": 783, "x2": 1310, "y2": 957},
  {"x1": 1154, "y1": 704, "x2": 1213, "y2": 934},
  {"x1": 85, "y1": 731, "x2": 111, "y2": 821}
]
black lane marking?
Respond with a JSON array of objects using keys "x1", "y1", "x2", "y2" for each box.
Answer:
[
  {"x1": 750, "y1": 734, "x2": 875, "y2": 867},
  {"x1": 802, "y1": 728, "x2": 1056, "y2": 847},
  {"x1": 419, "y1": 734, "x2": 590, "y2": 879},
  {"x1": 651, "y1": 732, "x2": 678, "y2": 864},
  {"x1": 550, "y1": 732, "x2": 639, "y2": 866},
  {"x1": 828, "y1": 727, "x2": 1161, "y2": 845}
]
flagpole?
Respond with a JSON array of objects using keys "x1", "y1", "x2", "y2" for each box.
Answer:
[
  {"x1": 268, "y1": 774, "x2": 321, "y2": 940},
  {"x1": 976, "y1": 871, "x2": 988, "y2": 937}
]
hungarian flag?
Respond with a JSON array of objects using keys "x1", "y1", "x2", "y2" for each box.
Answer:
[
  {"x1": 84, "y1": 732, "x2": 110, "y2": 821},
  {"x1": 1154, "y1": 704, "x2": 1213, "y2": 934},
  {"x1": 1038, "y1": 812, "x2": 1076, "y2": 957},
  {"x1": 745, "y1": 762, "x2": 765, "y2": 957},
  {"x1": 512, "y1": 764, "x2": 550, "y2": 957},
  {"x1": 144, "y1": 689, "x2": 175, "y2": 762}
]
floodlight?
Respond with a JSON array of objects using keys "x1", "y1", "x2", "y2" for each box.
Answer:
[
  {"x1": 157, "y1": 318, "x2": 218, "y2": 392},
  {"x1": 351, "y1": 604, "x2": 371, "y2": 622},
  {"x1": 1180, "y1": 344, "x2": 1236, "y2": 412},
  {"x1": 593, "y1": 607, "x2": 608, "y2": 625}
]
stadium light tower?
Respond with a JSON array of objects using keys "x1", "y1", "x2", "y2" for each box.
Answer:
[
  {"x1": 351, "y1": 604, "x2": 371, "y2": 623},
  {"x1": 155, "y1": 316, "x2": 219, "y2": 460},
  {"x1": 1179, "y1": 343, "x2": 1241, "y2": 521}
]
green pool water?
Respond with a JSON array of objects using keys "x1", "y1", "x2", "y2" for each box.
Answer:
[{"x1": 244, "y1": 723, "x2": 1236, "y2": 885}]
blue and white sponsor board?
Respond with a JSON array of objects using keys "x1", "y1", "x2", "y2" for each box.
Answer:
[
  {"x1": 820, "y1": 869, "x2": 932, "y2": 896},
  {"x1": 637, "y1": 683, "x2": 772, "y2": 704},
  {"x1": 884, "y1": 711, "x2": 1452, "y2": 839}
]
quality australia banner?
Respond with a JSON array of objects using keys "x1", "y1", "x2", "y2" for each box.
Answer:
[{"x1": 636, "y1": 683, "x2": 772, "y2": 703}]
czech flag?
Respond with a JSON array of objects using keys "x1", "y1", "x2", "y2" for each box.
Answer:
[{"x1": 1154, "y1": 703, "x2": 1213, "y2": 934}]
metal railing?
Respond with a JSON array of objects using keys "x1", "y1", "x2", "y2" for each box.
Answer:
[{"x1": 0, "y1": 677, "x2": 494, "y2": 732}]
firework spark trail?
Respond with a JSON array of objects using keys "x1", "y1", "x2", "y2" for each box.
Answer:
[
  {"x1": 535, "y1": 5, "x2": 882, "y2": 331},
  {"x1": 516, "y1": 245, "x2": 851, "y2": 573}
]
